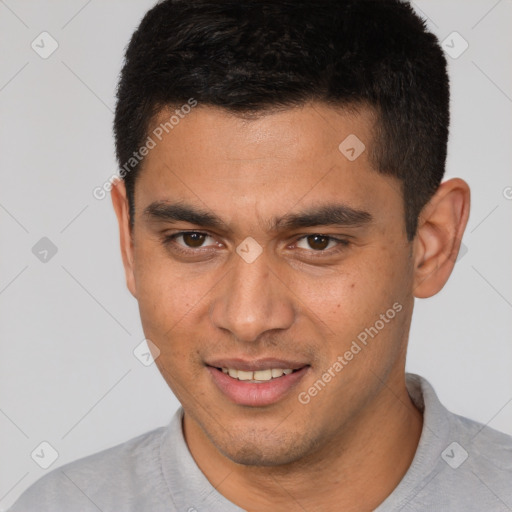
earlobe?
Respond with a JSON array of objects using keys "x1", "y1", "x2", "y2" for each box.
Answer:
[
  {"x1": 111, "y1": 179, "x2": 137, "y2": 298},
  {"x1": 413, "y1": 178, "x2": 470, "y2": 298}
]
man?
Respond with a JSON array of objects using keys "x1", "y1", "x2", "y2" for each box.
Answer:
[{"x1": 9, "y1": 0, "x2": 512, "y2": 510}]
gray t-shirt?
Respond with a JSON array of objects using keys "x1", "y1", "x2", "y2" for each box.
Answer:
[{"x1": 8, "y1": 374, "x2": 512, "y2": 511}]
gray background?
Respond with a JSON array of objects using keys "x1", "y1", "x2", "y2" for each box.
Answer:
[{"x1": 1, "y1": 0, "x2": 511, "y2": 508}]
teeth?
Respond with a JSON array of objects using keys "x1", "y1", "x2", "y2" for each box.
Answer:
[
  {"x1": 253, "y1": 369, "x2": 272, "y2": 381},
  {"x1": 237, "y1": 370, "x2": 253, "y2": 381},
  {"x1": 220, "y1": 368, "x2": 296, "y2": 382}
]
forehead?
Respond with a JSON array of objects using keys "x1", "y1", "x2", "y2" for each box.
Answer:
[
  {"x1": 135, "y1": 103, "x2": 403, "y2": 233},
  {"x1": 146, "y1": 102, "x2": 374, "y2": 163}
]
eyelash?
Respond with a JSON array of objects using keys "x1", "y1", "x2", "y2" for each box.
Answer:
[{"x1": 161, "y1": 231, "x2": 350, "y2": 258}]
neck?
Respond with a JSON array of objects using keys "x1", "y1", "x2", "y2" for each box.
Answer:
[{"x1": 183, "y1": 373, "x2": 423, "y2": 512}]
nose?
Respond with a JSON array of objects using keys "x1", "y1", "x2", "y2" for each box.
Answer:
[{"x1": 209, "y1": 249, "x2": 296, "y2": 343}]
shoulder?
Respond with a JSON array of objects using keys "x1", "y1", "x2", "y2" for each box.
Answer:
[
  {"x1": 409, "y1": 374, "x2": 512, "y2": 473},
  {"x1": 425, "y1": 412, "x2": 512, "y2": 511},
  {"x1": 399, "y1": 374, "x2": 512, "y2": 510},
  {"x1": 8, "y1": 426, "x2": 175, "y2": 512},
  {"x1": 450, "y1": 410, "x2": 512, "y2": 477}
]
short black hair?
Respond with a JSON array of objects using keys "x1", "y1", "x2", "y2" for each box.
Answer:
[{"x1": 114, "y1": 0, "x2": 449, "y2": 240}]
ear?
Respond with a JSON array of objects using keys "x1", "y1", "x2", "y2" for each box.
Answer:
[
  {"x1": 413, "y1": 178, "x2": 470, "y2": 298},
  {"x1": 111, "y1": 179, "x2": 137, "y2": 298}
]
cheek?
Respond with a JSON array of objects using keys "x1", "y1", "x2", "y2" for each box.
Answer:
[
  {"x1": 132, "y1": 243, "x2": 202, "y2": 336},
  {"x1": 302, "y1": 246, "x2": 410, "y2": 336},
  {"x1": 133, "y1": 255, "x2": 207, "y2": 386}
]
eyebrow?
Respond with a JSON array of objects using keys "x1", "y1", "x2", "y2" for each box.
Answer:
[{"x1": 143, "y1": 201, "x2": 373, "y2": 232}]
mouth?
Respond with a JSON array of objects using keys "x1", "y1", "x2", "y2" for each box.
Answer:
[
  {"x1": 205, "y1": 360, "x2": 310, "y2": 407},
  {"x1": 218, "y1": 366, "x2": 297, "y2": 382}
]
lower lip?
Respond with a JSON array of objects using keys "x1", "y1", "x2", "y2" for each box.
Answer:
[{"x1": 207, "y1": 366, "x2": 309, "y2": 407}]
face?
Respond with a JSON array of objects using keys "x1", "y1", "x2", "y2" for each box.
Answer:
[{"x1": 119, "y1": 103, "x2": 417, "y2": 466}]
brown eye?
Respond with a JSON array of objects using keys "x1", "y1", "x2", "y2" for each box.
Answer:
[
  {"x1": 306, "y1": 234, "x2": 330, "y2": 250},
  {"x1": 294, "y1": 234, "x2": 349, "y2": 255},
  {"x1": 162, "y1": 231, "x2": 215, "y2": 253},
  {"x1": 181, "y1": 232, "x2": 207, "y2": 247}
]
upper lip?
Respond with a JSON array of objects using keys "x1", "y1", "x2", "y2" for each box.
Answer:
[{"x1": 206, "y1": 358, "x2": 309, "y2": 372}]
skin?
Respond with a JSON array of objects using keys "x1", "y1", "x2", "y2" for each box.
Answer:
[{"x1": 111, "y1": 102, "x2": 470, "y2": 511}]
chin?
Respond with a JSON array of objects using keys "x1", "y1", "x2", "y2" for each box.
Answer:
[
  {"x1": 214, "y1": 430, "x2": 315, "y2": 467},
  {"x1": 225, "y1": 445, "x2": 298, "y2": 467}
]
